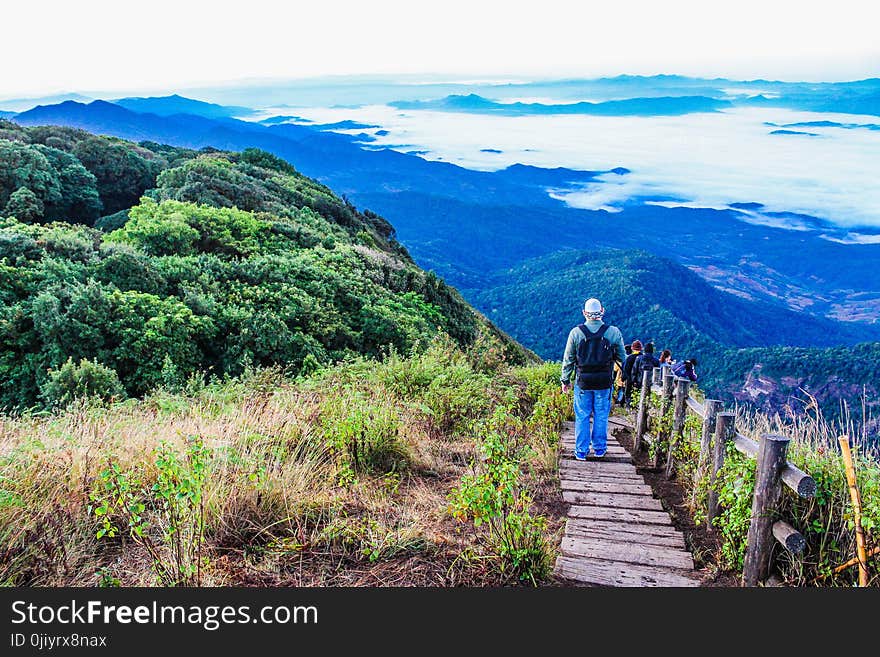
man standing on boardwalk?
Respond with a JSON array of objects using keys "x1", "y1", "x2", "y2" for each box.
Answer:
[{"x1": 560, "y1": 298, "x2": 627, "y2": 460}]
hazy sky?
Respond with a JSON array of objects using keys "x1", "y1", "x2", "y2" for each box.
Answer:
[{"x1": 2, "y1": 0, "x2": 878, "y2": 97}]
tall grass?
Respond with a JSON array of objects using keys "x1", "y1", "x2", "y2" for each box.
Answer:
[{"x1": 0, "y1": 335, "x2": 565, "y2": 587}]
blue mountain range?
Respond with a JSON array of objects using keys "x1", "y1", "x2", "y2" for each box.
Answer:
[
  {"x1": 112, "y1": 94, "x2": 255, "y2": 119},
  {"x1": 391, "y1": 94, "x2": 731, "y2": 116},
  {"x1": 8, "y1": 96, "x2": 880, "y2": 347}
]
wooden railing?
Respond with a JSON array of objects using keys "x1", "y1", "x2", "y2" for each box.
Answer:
[{"x1": 633, "y1": 365, "x2": 816, "y2": 586}]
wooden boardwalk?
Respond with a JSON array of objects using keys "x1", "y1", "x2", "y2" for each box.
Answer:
[{"x1": 554, "y1": 418, "x2": 701, "y2": 587}]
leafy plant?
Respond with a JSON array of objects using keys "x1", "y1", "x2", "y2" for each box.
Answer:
[
  {"x1": 448, "y1": 408, "x2": 553, "y2": 584},
  {"x1": 90, "y1": 437, "x2": 209, "y2": 586}
]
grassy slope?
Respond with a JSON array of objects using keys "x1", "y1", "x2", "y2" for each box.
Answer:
[{"x1": 0, "y1": 339, "x2": 566, "y2": 587}]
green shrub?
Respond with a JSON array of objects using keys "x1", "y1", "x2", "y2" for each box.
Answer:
[
  {"x1": 448, "y1": 408, "x2": 552, "y2": 584},
  {"x1": 90, "y1": 437, "x2": 209, "y2": 586},
  {"x1": 319, "y1": 391, "x2": 409, "y2": 475},
  {"x1": 40, "y1": 358, "x2": 125, "y2": 407}
]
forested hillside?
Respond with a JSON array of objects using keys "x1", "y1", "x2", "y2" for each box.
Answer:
[
  {"x1": 0, "y1": 121, "x2": 531, "y2": 410},
  {"x1": 473, "y1": 249, "x2": 880, "y2": 423},
  {"x1": 474, "y1": 249, "x2": 870, "y2": 357}
]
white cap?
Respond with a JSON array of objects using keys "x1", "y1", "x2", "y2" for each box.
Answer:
[{"x1": 583, "y1": 298, "x2": 604, "y2": 318}]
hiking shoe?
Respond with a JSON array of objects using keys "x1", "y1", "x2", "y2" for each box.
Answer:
[
  {"x1": 593, "y1": 451, "x2": 606, "y2": 459},
  {"x1": 574, "y1": 452, "x2": 588, "y2": 461}
]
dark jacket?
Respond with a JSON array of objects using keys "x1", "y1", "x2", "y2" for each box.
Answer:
[
  {"x1": 622, "y1": 351, "x2": 641, "y2": 383},
  {"x1": 634, "y1": 352, "x2": 661, "y2": 385}
]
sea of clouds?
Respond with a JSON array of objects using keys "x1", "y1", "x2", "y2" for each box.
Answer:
[{"x1": 263, "y1": 104, "x2": 880, "y2": 232}]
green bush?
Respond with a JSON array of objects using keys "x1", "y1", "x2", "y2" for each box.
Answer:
[
  {"x1": 40, "y1": 358, "x2": 125, "y2": 407},
  {"x1": 319, "y1": 390, "x2": 409, "y2": 476},
  {"x1": 90, "y1": 437, "x2": 209, "y2": 586},
  {"x1": 448, "y1": 407, "x2": 552, "y2": 584},
  {"x1": 4, "y1": 187, "x2": 43, "y2": 222}
]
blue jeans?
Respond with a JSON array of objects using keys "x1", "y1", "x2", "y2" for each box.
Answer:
[{"x1": 573, "y1": 387, "x2": 611, "y2": 457}]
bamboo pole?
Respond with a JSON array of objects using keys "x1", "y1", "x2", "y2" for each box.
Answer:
[
  {"x1": 810, "y1": 546, "x2": 880, "y2": 584},
  {"x1": 834, "y1": 546, "x2": 880, "y2": 574},
  {"x1": 838, "y1": 435, "x2": 870, "y2": 587}
]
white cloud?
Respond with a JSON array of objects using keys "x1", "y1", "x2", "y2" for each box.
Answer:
[
  {"x1": 821, "y1": 232, "x2": 880, "y2": 244},
  {"x1": 285, "y1": 104, "x2": 880, "y2": 228}
]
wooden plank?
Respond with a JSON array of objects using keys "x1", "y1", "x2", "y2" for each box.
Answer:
[
  {"x1": 556, "y1": 417, "x2": 699, "y2": 588},
  {"x1": 560, "y1": 470, "x2": 643, "y2": 481},
  {"x1": 560, "y1": 467, "x2": 644, "y2": 477},
  {"x1": 564, "y1": 419, "x2": 632, "y2": 429},
  {"x1": 560, "y1": 474, "x2": 645, "y2": 486},
  {"x1": 560, "y1": 455, "x2": 632, "y2": 465},
  {"x1": 559, "y1": 471, "x2": 643, "y2": 481},
  {"x1": 560, "y1": 438, "x2": 626, "y2": 445},
  {"x1": 559, "y1": 460, "x2": 638, "y2": 472},
  {"x1": 560, "y1": 444, "x2": 629, "y2": 455},
  {"x1": 561, "y1": 536, "x2": 695, "y2": 570},
  {"x1": 555, "y1": 556, "x2": 699, "y2": 587},
  {"x1": 559, "y1": 480, "x2": 653, "y2": 495},
  {"x1": 566, "y1": 530, "x2": 685, "y2": 550},
  {"x1": 565, "y1": 524, "x2": 686, "y2": 549},
  {"x1": 559, "y1": 444, "x2": 629, "y2": 453},
  {"x1": 563, "y1": 490, "x2": 664, "y2": 511},
  {"x1": 568, "y1": 505, "x2": 672, "y2": 525},
  {"x1": 560, "y1": 475, "x2": 646, "y2": 487},
  {"x1": 565, "y1": 518, "x2": 682, "y2": 539},
  {"x1": 560, "y1": 449, "x2": 630, "y2": 458}
]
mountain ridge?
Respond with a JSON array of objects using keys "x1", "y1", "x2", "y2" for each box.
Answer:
[
  {"x1": 390, "y1": 94, "x2": 732, "y2": 116},
  {"x1": 9, "y1": 98, "x2": 880, "y2": 337}
]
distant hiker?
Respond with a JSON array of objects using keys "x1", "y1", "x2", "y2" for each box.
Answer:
[
  {"x1": 614, "y1": 344, "x2": 632, "y2": 407},
  {"x1": 659, "y1": 349, "x2": 673, "y2": 366},
  {"x1": 561, "y1": 298, "x2": 626, "y2": 460},
  {"x1": 622, "y1": 339, "x2": 643, "y2": 407},
  {"x1": 633, "y1": 342, "x2": 661, "y2": 389},
  {"x1": 672, "y1": 358, "x2": 698, "y2": 382}
]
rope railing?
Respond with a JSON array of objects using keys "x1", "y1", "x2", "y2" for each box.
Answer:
[{"x1": 633, "y1": 365, "x2": 816, "y2": 586}]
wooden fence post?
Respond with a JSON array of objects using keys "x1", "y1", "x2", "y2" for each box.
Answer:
[
  {"x1": 652, "y1": 371, "x2": 676, "y2": 468},
  {"x1": 708, "y1": 412, "x2": 735, "y2": 530},
  {"x1": 743, "y1": 433, "x2": 791, "y2": 586},
  {"x1": 665, "y1": 377, "x2": 690, "y2": 479},
  {"x1": 652, "y1": 366, "x2": 663, "y2": 387},
  {"x1": 634, "y1": 369, "x2": 652, "y2": 452},
  {"x1": 696, "y1": 400, "x2": 723, "y2": 484}
]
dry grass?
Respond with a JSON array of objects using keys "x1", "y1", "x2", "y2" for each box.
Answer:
[{"x1": 0, "y1": 345, "x2": 566, "y2": 587}]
